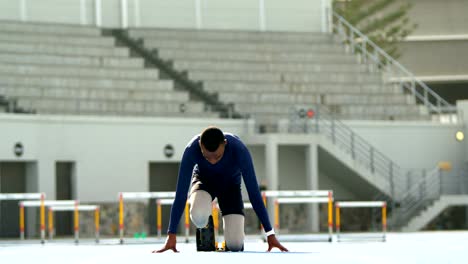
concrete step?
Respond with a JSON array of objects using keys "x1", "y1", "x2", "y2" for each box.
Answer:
[
  {"x1": 0, "y1": 20, "x2": 101, "y2": 36},
  {"x1": 173, "y1": 60, "x2": 368, "y2": 73},
  {"x1": 0, "y1": 64, "x2": 160, "y2": 80},
  {"x1": 143, "y1": 39, "x2": 344, "y2": 54},
  {"x1": 189, "y1": 71, "x2": 382, "y2": 83},
  {"x1": 218, "y1": 92, "x2": 413, "y2": 105},
  {"x1": 252, "y1": 111, "x2": 430, "y2": 125},
  {"x1": 233, "y1": 103, "x2": 427, "y2": 117},
  {"x1": 17, "y1": 98, "x2": 211, "y2": 117},
  {"x1": 324, "y1": 94, "x2": 415, "y2": 105},
  {"x1": 0, "y1": 31, "x2": 115, "y2": 47},
  {"x1": 0, "y1": 53, "x2": 144, "y2": 68},
  {"x1": 0, "y1": 42, "x2": 129, "y2": 57},
  {"x1": 0, "y1": 75, "x2": 174, "y2": 91},
  {"x1": 129, "y1": 28, "x2": 334, "y2": 43},
  {"x1": 328, "y1": 104, "x2": 429, "y2": 117},
  {"x1": 203, "y1": 81, "x2": 401, "y2": 94},
  {"x1": 0, "y1": 86, "x2": 189, "y2": 102},
  {"x1": 158, "y1": 49, "x2": 357, "y2": 63}
]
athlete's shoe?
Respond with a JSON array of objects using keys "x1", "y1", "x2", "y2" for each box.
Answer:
[{"x1": 196, "y1": 215, "x2": 216, "y2": 251}]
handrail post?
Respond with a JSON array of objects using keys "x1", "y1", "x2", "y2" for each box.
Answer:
[
  {"x1": 331, "y1": 116, "x2": 336, "y2": 144},
  {"x1": 389, "y1": 162, "x2": 395, "y2": 197},
  {"x1": 362, "y1": 37, "x2": 368, "y2": 64},
  {"x1": 411, "y1": 80, "x2": 416, "y2": 97},
  {"x1": 315, "y1": 107, "x2": 320, "y2": 133},
  {"x1": 373, "y1": 48, "x2": 380, "y2": 72},
  {"x1": 350, "y1": 31, "x2": 355, "y2": 54},
  {"x1": 424, "y1": 88, "x2": 429, "y2": 108},
  {"x1": 338, "y1": 19, "x2": 345, "y2": 42},
  {"x1": 370, "y1": 147, "x2": 375, "y2": 173},
  {"x1": 438, "y1": 169, "x2": 443, "y2": 196}
]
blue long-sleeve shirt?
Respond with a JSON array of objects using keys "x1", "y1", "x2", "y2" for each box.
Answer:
[{"x1": 167, "y1": 133, "x2": 272, "y2": 234}]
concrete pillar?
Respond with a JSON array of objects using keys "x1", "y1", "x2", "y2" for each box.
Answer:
[
  {"x1": 25, "y1": 162, "x2": 38, "y2": 238},
  {"x1": 265, "y1": 136, "x2": 278, "y2": 226},
  {"x1": 306, "y1": 144, "x2": 319, "y2": 232},
  {"x1": 38, "y1": 160, "x2": 55, "y2": 200}
]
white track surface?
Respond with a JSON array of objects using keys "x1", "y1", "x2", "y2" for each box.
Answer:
[{"x1": 1, "y1": 232, "x2": 467, "y2": 264}]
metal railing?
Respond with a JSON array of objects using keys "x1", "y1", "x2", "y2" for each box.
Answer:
[
  {"x1": 332, "y1": 12, "x2": 457, "y2": 116},
  {"x1": 390, "y1": 166, "x2": 468, "y2": 229},
  {"x1": 391, "y1": 167, "x2": 441, "y2": 227},
  {"x1": 288, "y1": 105, "x2": 468, "y2": 230},
  {"x1": 289, "y1": 105, "x2": 397, "y2": 198}
]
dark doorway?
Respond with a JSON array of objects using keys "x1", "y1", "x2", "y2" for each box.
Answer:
[
  {"x1": 148, "y1": 162, "x2": 180, "y2": 235},
  {"x1": 0, "y1": 162, "x2": 26, "y2": 237},
  {"x1": 55, "y1": 162, "x2": 74, "y2": 236}
]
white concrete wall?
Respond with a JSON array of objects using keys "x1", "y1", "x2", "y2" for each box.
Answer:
[
  {"x1": 0, "y1": 0, "x2": 330, "y2": 32},
  {"x1": 1, "y1": 114, "x2": 465, "y2": 204},
  {"x1": 397, "y1": 0, "x2": 468, "y2": 78},
  {"x1": 406, "y1": 0, "x2": 468, "y2": 36},
  {"x1": 0, "y1": 114, "x2": 253, "y2": 202},
  {"x1": 344, "y1": 120, "x2": 466, "y2": 170},
  {"x1": 278, "y1": 146, "x2": 306, "y2": 190}
]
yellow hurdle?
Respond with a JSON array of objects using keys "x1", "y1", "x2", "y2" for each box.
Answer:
[
  {"x1": 156, "y1": 199, "x2": 162, "y2": 238},
  {"x1": 119, "y1": 193, "x2": 124, "y2": 244},
  {"x1": 274, "y1": 199, "x2": 279, "y2": 231},
  {"x1": 74, "y1": 201, "x2": 79, "y2": 244},
  {"x1": 328, "y1": 191, "x2": 333, "y2": 242},
  {"x1": 48, "y1": 208, "x2": 54, "y2": 240},
  {"x1": 184, "y1": 201, "x2": 189, "y2": 243},
  {"x1": 19, "y1": 202, "x2": 25, "y2": 240},
  {"x1": 212, "y1": 203, "x2": 219, "y2": 249},
  {"x1": 40, "y1": 194, "x2": 45, "y2": 244},
  {"x1": 335, "y1": 204, "x2": 341, "y2": 236},
  {"x1": 382, "y1": 202, "x2": 387, "y2": 240},
  {"x1": 95, "y1": 207, "x2": 100, "y2": 243}
]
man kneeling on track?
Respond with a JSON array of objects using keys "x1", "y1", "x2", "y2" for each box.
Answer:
[{"x1": 154, "y1": 126, "x2": 288, "y2": 253}]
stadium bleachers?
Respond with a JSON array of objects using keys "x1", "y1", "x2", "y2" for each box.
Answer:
[
  {"x1": 129, "y1": 28, "x2": 431, "y2": 126},
  {"x1": 0, "y1": 20, "x2": 215, "y2": 117},
  {"x1": 0, "y1": 20, "x2": 433, "y2": 123}
]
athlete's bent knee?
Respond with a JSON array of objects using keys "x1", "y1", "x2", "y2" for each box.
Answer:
[
  {"x1": 225, "y1": 239, "x2": 244, "y2": 252},
  {"x1": 190, "y1": 191, "x2": 212, "y2": 228}
]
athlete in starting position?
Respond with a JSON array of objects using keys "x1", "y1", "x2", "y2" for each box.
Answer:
[{"x1": 154, "y1": 126, "x2": 288, "y2": 252}]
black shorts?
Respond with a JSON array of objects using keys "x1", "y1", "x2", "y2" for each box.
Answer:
[{"x1": 190, "y1": 176, "x2": 244, "y2": 217}]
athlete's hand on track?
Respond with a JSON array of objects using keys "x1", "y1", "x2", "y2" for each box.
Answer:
[
  {"x1": 266, "y1": 235, "x2": 288, "y2": 252},
  {"x1": 153, "y1": 233, "x2": 179, "y2": 253}
]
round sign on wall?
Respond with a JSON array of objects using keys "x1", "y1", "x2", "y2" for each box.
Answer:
[
  {"x1": 164, "y1": 144, "x2": 174, "y2": 158},
  {"x1": 14, "y1": 142, "x2": 24, "y2": 157}
]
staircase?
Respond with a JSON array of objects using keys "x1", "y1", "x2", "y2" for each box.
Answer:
[{"x1": 402, "y1": 195, "x2": 468, "y2": 231}]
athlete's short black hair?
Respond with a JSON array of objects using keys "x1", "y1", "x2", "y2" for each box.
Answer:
[{"x1": 200, "y1": 126, "x2": 225, "y2": 152}]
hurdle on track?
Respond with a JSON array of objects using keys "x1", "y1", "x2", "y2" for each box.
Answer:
[
  {"x1": 335, "y1": 201, "x2": 387, "y2": 242},
  {"x1": 0, "y1": 193, "x2": 46, "y2": 243},
  {"x1": 156, "y1": 198, "x2": 255, "y2": 249},
  {"x1": 123, "y1": 190, "x2": 333, "y2": 243},
  {"x1": 272, "y1": 191, "x2": 334, "y2": 242},
  {"x1": 20, "y1": 200, "x2": 76, "y2": 242},
  {"x1": 119, "y1": 192, "x2": 192, "y2": 244},
  {"x1": 48, "y1": 204, "x2": 100, "y2": 243}
]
